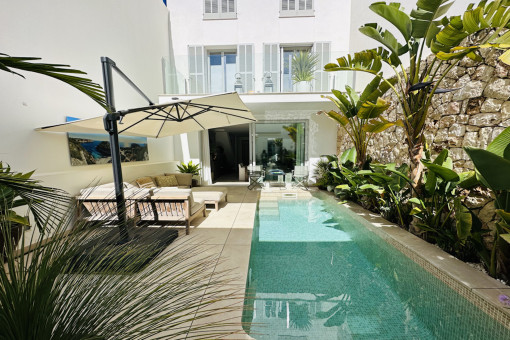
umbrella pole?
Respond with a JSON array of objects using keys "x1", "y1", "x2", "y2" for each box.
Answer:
[{"x1": 102, "y1": 57, "x2": 129, "y2": 243}]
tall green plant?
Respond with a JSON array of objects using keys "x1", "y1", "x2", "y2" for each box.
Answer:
[
  {"x1": 324, "y1": 0, "x2": 510, "y2": 187},
  {"x1": 464, "y1": 126, "x2": 510, "y2": 278},
  {"x1": 320, "y1": 76, "x2": 400, "y2": 167},
  {"x1": 177, "y1": 161, "x2": 201, "y2": 176},
  {"x1": 0, "y1": 210, "x2": 245, "y2": 339}
]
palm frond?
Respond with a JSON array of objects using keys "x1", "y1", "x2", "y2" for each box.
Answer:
[{"x1": 0, "y1": 54, "x2": 108, "y2": 110}]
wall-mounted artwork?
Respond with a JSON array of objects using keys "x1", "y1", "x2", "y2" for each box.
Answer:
[{"x1": 66, "y1": 117, "x2": 149, "y2": 166}]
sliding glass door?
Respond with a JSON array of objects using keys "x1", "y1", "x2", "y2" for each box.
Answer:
[{"x1": 253, "y1": 122, "x2": 306, "y2": 180}]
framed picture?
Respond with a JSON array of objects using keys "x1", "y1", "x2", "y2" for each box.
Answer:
[{"x1": 66, "y1": 116, "x2": 149, "y2": 166}]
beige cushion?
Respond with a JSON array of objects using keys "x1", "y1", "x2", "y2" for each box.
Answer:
[
  {"x1": 136, "y1": 176, "x2": 156, "y2": 188},
  {"x1": 154, "y1": 175, "x2": 179, "y2": 187},
  {"x1": 164, "y1": 173, "x2": 192, "y2": 187}
]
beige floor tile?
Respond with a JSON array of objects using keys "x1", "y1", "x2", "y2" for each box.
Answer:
[
  {"x1": 215, "y1": 245, "x2": 252, "y2": 284},
  {"x1": 226, "y1": 229, "x2": 253, "y2": 245},
  {"x1": 181, "y1": 228, "x2": 232, "y2": 245}
]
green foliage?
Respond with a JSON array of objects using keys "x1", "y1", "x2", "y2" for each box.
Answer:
[
  {"x1": 0, "y1": 162, "x2": 70, "y2": 231},
  {"x1": 176, "y1": 161, "x2": 202, "y2": 176},
  {"x1": 0, "y1": 53, "x2": 107, "y2": 110},
  {"x1": 291, "y1": 51, "x2": 319, "y2": 83},
  {"x1": 325, "y1": 0, "x2": 510, "y2": 184},
  {"x1": 320, "y1": 78, "x2": 400, "y2": 166},
  {"x1": 314, "y1": 157, "x2": 335, "y2": 189},
  {"x1": 464, "y1": 126, "x2": 510, "y2": 279},
  {"x1": 0, "y1": 209, "x2": 245, "y2": 339}
]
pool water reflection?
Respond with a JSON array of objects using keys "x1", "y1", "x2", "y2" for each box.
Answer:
[{"x1": 242, "y1": 194, "x2": 509, "y2": 339}]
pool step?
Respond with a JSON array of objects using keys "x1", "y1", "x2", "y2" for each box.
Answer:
[{"x1": 258, "y1": 201, "x2": 280, "y2": 221}]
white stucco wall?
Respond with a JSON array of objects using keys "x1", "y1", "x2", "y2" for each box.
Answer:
[{"x1": 0, "y1": 0, "x2": 175, "y2": 195}]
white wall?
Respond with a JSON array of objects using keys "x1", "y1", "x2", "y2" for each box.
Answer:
[{"x1": 0, "y1": 0, "x2": 174, "y2": 195}]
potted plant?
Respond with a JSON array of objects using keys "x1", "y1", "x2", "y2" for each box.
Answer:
[
  {"x1": 292, "y1": 51, "x2": 319, "y2": 92},
  {"x1": 177, "y1": 161, "x2": 202, "y2": 187}
]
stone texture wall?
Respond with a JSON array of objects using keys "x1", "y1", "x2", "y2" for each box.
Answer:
[{"x1": 335, "y1": 49, "x2": 510, "y2": 232}]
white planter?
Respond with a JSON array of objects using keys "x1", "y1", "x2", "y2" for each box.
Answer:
[{"x1": 295, "y1": 81, "x2": 311, "y2": 92}]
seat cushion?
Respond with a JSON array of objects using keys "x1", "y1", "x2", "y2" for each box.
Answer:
[
  {"x1": 154, "y1": 175, "x2": 179, "y2": 187},
  {"x1": 191, "y1": 187, "x2": 227, "y2": 202},
  {"x1": 164, "y1": 173, "x2": 192, "y2": 187}
]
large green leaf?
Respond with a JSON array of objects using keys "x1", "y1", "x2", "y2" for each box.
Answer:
[
  {"x1": 359, "y1": 24, "x2": 402, "y2": 57},
  {"x1": 465, "y1": 147, "x2": 510, "y2": 190},
  {"x1": 358, "y1": 97, "x2": 390, "y2": 119},
  {"x1": 454, "y1": 197, "x2": 472, "y2": 245},
  {"x1": 370, "y1": 2, "x2": 413, "y2": 41},
  {"x1": 422, "y1": 161, "x2": 460, "y2": 182},
  {"x1": 324, "y1": 49, "x2": 384, "y2": 74},
  {"x1": 340, "y1": 147, "x2": 357, "y2": 165},
  {"x1": 324, "y1": 110, "x2": 349, "y2": 126},
  {"x1": 364, "y1": 117, "x2": 404, "y2": 133},
  {"x1": 411, "y1": 0, "x2": 454, "y2": 42},
  {"x1": 487, "y1": 125, "x2": 510, "y2": 159}
]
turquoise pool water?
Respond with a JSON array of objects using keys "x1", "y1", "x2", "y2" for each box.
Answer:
[{"x1": 242, "y1": 192, "x2": 510, "y2": 339}]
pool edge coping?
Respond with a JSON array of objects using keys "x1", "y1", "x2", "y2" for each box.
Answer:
[{"x1": 334, "y1": 197, "x2": 510, "y2": 330}]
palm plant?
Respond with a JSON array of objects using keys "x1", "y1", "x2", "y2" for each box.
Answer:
[
  {"x1": 177, "y1": 161, "x2": 202, "y2": 176},
  {"x1": 0, "y1": 53, "x2": 107, "y2": 110},
  {"x1": 0, "y1": 163, "x2": 71, "y2": 258},
  {"x1": 319, "y1": 76, "x2": 398, "y2": 167},
  {"x1": 324, "y1": 0, "x2": 510, "y2": 187},
  {"x1": 0, "y1": 208, "x2": 246, "y2": 339},
  {"x1": 292, "y1": 51, "x2": 319, "y2": 83}
]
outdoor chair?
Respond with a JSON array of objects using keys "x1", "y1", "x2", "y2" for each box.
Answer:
[
  {"x1": 292, "y1": 166, "x2": 309, "y2": 190},
  {"x1": 247, "y1": 165, "x2": 265, "y2": 190},
  {"x1": 137, "y1": 188, "x2": 205, "y2": 235}
]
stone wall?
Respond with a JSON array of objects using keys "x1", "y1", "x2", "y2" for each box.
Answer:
[{"x1": 335, "y1": 49, "x2": 510, "y2": 232}]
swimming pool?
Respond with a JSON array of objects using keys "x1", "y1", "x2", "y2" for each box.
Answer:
[{"x1": 242, "y1": 192, "x2": 510, "y2": 339}]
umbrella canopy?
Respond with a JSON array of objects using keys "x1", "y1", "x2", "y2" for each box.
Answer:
[{"x1": 36, "y1": 92, "x2": 256, "y2": 137}]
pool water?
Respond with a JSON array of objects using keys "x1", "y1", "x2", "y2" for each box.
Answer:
[{"x1": 242, "y1": 193, "x2": 510, "y2": 339}]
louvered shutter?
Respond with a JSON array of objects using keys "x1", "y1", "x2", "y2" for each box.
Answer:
[
  {"x1": 313, "y1": 42, "x2": 331, "y2": 92},
  {"x1": 188, "y1": 46, "x2": 206, "y2": 94},
  {"x1": 237, "y1": 44, "x2": 254, "y2": 93},
  {"x1": 263, "y1": 43, "x2": 280, "y2": 92}
]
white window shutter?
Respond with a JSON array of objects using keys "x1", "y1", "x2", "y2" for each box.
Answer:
[
  {"x1": 237, "y1": 44, "x2": 254, "y2": 93},
  {"x1": 263, "y1": 43, "x2": 280, "y2": 92},
  {"x1": 188, "y1": 46, "x2": 206, "y2": 94},
  {"x1": 313, "y1": 42, "x2": 331, "y2": 92}
]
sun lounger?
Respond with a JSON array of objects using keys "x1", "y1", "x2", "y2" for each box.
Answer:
[{"x1": 137, "y1": 188, "x2": 205, "y2": 235}]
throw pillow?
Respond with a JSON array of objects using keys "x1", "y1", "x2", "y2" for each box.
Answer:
[
  {"x1": 136, "y1": 176, "x2": 156, "y2": 188},
  {"x1": 154, "y1": 175, "x2": 179, "y2": 187}
]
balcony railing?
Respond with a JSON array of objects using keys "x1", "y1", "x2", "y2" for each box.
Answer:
[{"x1": 162, "y1": 51, "x2": 355, "y2": 96}]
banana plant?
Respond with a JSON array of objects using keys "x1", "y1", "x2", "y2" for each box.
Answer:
[
  {"x1": 319, "y1": 76, "x2": 401, "y2": 167},
  {"x1": 464, "y1": 126, "x2": 510, "y2": 278},
  {"x1": 324, "y1": 0, "x2": 510, "y2": 188}
]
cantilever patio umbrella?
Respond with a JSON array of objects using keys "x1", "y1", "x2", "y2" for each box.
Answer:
[{"x1": 37, "y1": 74, "x2": 255, "y2": 243}]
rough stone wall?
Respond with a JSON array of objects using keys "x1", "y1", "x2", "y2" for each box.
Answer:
[{"x1": 335, "y1": 49, "x2": 510, "y2": 232}]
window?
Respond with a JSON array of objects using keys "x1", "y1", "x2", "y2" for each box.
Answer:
[
  {"x1": 209, "y1": 52, "x2": 237, "y2": 93},
  {"x1": 281, "y1": 46, "x2": 313, "y2": 92},
  {"x1": 280, "y1": 0, "x2": 314, "y2": 17},
  {"x1": 204, "y1": 0, "x2": 236, "y2": 19}
]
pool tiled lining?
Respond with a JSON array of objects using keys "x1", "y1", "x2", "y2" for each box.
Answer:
[{"x1": 341, "y1": 200, "x2": 510, "y2": 330}]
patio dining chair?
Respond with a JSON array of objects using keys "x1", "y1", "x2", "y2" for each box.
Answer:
[
  {"x1": 247, "y1": 165, "x2": 265, "y2": 190},
  {"x1": 292, "y1": 166, "x2": 309, "y2": 190}
]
